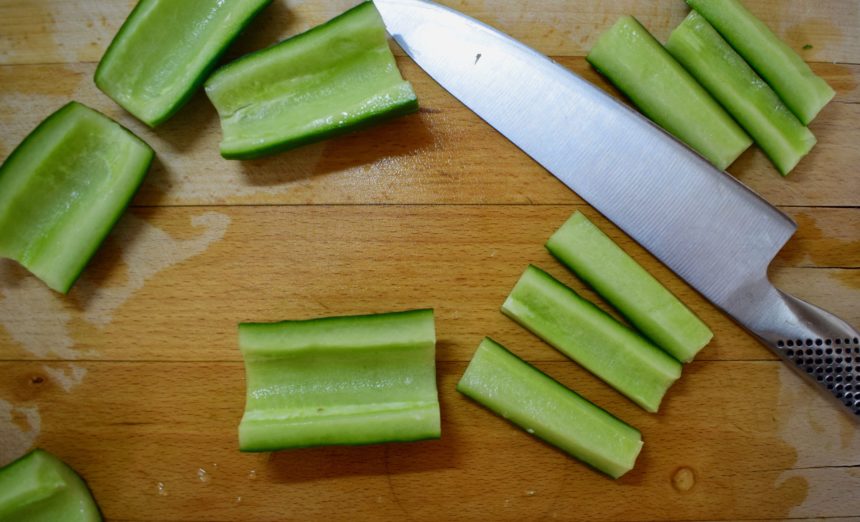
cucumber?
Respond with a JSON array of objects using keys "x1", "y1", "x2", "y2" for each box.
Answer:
[
  {"x1": 238, "y1": 309, "x2": 440, "y2": 451},
  {"x1": 457, "y1": 338, "x2": 643, "y2": 479},
  {"x1": 0, "y1": 449, "x2": 101, "y2": 521},
  {"x1": 95, "y1": 0, "x2": 272, "y2": 127},
  {"x1": 687, "y1": 0, "x2": 835, "y2": 125},
  {"x1": 205, "y1": 1, "x2": 418, "y2": 159},
  {"x1": 587, "y1": 16, "x2": 752, "y2": 170},
  {"x1": 546, "y1": 212, "x2": 713, "y2": 363},
  {"x1": 501, "y1": 265, "x2": 682, "y2": 412},
  {"x1": 0, "y1": 102, "x2": 154, "y2": 293},
  {"x1": 667, "y1": 11, "x2": 816, "y2": 176}
]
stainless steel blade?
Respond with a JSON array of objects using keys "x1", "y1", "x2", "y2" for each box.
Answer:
[{"x1": 375, "y1": 0, "x2": 860, "y2": 416}]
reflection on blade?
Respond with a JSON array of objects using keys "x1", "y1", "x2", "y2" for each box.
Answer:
[{"x1": 374, "y1": 0, "x2": 795, "y2": 316}]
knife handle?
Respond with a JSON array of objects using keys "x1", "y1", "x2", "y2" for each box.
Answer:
[{"x1": 749, "y1": 283, "x2": 860, "y2": 417}]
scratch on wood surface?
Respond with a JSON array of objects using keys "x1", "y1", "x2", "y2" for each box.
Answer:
[
  {"x1": 754, "y1": 464, "x2": 860, "y2": 473},
  {"x1": 383, "y1": 444, "x2": 411, "y2": 519}
]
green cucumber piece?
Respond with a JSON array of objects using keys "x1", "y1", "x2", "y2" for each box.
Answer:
[
  {"x1": 687, "y1": 0, "x2": 835, "y2": 125},
  {"x1": 0, "y1": 449, "x2": 101, "y2": 522},
  {"x1": 457, "y1": 338, "x2": 643, "y2": 479},
  {"x1": 95, "y1": 0, "x2": 272, "y2": 127},
  {"x1": 205, "y1": 1, "x2": 418, "y2": 159},
  {"x1": 0, "y1": 102, "x2": 154, "y2": 293},
  {"x1": 238, "y1": 309, "x2": 440, "y2": 451},
  {"x1": 546, "y1": 212, "x2": 712, "y2": 363},
  {"x1": 667, "y1": 11, "x2": 816, "y2": 176},
  {"x1": 502, "y1": 265, "x2": 682, "y2": 412},
  {"x1": 587, "y1": 16, "x2": 752, "y2": 170}
]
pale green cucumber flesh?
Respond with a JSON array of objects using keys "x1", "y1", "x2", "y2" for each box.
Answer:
[
  {"x1": 205, "y1": 1, "x2": 418, "y2": 159},
  {"x1": 687, "y1": 0, "x2": 835, "y2": 125},
  {"x1": 457, "y1": 338, "x2": 643, "y2": 479},
  {"x1": 95, "y1": 0, "x2": 272, "y2": 127},
  {"x1": 501, "y1": 265, "x2": 682, "y2": 412},
  {"x1": 238, "y1": 310, "x2": 440, "y2": 451},
  {"x1": 546, "y1": 212, "x2": 712, "y2": 363},
  {"x1": 667, "y1": 11, "x2": 816, "y2": 176},
  {"x1": 0, "y1": 449, "x2": 101, "y2": 522},
  {"x1": 0, "y1": 102, "x2": 153, "y2": 293},
  {"x1": 587, "y1": 15, "x2": 751, "y2": 170}
]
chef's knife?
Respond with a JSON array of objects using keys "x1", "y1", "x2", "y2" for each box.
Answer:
[{"x1": 374, "y1": 0, "x2": 860, "y2": 416}]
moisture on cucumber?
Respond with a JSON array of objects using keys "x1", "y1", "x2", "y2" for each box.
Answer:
[
  {"x1": 95, "y1": 0, "x2": 273, "y2": 127},
  {"x1": 502, "y1": 265, "x2": 682, "y2": 412},
  {"x1": 0, "y1": 102, "x2": 154, "y2": 293},
  {"x1": 687, "y1": 0, "x2": 835, "y2": 125},
  {"x1": 238, "y1": 309, "x2": 440, "y2": 451},
  {"x1": 0, "y1": 449, "x2": 101, "y2": 522},
  {"x1": 205, "y1": 1, "x2": 418, "y2": 159},
  {"x1": 587, "y1": 16, "x2": 752, "y2": 170},
  {"x1": 546, "y1": 212, "x2": 712, "y2": 363},
  {"x1": 457, "y1": 338, "x2": 643, "y2": 479},
  {"x1": 667, "y1": 11, "x2": 816, "y2": 176}
]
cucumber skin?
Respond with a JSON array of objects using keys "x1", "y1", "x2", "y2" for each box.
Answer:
[
  {"x1": 502, "y1": 265, "x2": 682, "y2": 413},
  {"x1": 0, "y1": 449, "x2": 102, "y2": 522},
  {"x1": 238, "y1": 404, "x2": 441, "y2": 452},
  {"x1": 457, "y1": 338, "x2": 643, "y2": 479},
  {"x1": 219, "y1": 98, "x2": 418, "y2": 160},
  {"x1": 546, "y1": 212, "x2": 712, "y2": 363},
  {"x1": 686, "y1": 0, "x2": 834, "y2": 125},
  {"x1": 666, "y1": 11, "x2": 816, "y2": 176},
  {"x1": 239, "y1": 308, "x2": 436, "y2": 354},
  {"x1": 206, "y1": 1, "x2": 418, "y2": 159},
  {"x1": 238, "y1": 310, "x2": 440, "y2": 451},
  {"x1": 95, "y1": 0, "x2": 273, "y2": 127},
  {"x1": 0, "y1": 102, "x2": 154, "y2": 294},
  {"x1": 587, "y1": 16, "x2": 752, "y2": 171}
]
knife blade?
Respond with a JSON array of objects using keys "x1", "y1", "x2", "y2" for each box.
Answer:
[{"x1": 374, "y1": 0, "x2": 860, "y2": 417}]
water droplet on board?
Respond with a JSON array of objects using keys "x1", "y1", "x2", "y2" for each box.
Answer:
[
  {"x1": 672, "y1": 466, "x2": 695, "y2": 492},
  {"x1": 156, "y1": 482, "x2": 167, "y2": 496},
  {"x1": 235, "y1": 496, "x2": 242, "y2": 504},
  {"x1": 525, "y1": 489, "x2": 536, "y2": 496},
  {"x1": 248, "y1": 469, "x2": 257, "y2": 480},
  {"x1": 197, "y1": 468, "x2": 210, "y2": 483}
]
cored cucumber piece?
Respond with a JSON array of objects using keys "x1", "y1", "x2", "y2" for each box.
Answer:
[
  {"x1": 205, "y1": 1, "x2": 418, "y2": 159},
  {"x1": 502, "y1": 265, "x2": 682, "y2": 412},
  {"x1": 0, "y1": 449, "x2": 101, "y2": 522},
  {"x1": 667, "y1": 11, "x2": 816, "y2": 176},
  {"x1": 238, "y1": 309, "x2": 440, "y2": 451},
  {"x1": 587, "y1": 16, "x2": 752, "y2": 170},
  {"x1": 95, "y1": 0, "x2": 272, "y2": 127},
  {"x1": 687, "y1": 0, "x2": 835, "y2": 125},
  {"x1": 0, "y1": 102, "x2": 154, "y2": 293},
  {"x1": 546, "y1": 212, "x2": 713, "y2": 363},
  {"x1": 457, "y1": 338, "x2": 643, "y2": 479}
]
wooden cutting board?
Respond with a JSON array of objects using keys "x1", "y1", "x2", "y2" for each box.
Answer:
[{"x1": 0, "y1": 1, "x2": 858, "y2": 520}]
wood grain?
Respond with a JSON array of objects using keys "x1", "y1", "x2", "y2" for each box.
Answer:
[
  {"x1": 0, "y1": 60, "x2": 857, "y2": 207},
  {"x1": 0, "y1": 359, "x2": 857, "y2": 521},
  {"x1": 0, "y1": 0, "x2": 858, "y2": 520},
  {"x1": 1, "y1": 0, "x2": 858, "y2": 64},
  {"x1": 0, "y1": 205, "x2": 856, "y2": 364}
]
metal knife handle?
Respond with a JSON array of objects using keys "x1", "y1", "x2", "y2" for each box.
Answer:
[{"x1": 742, "y1": 280, "x2": 860, "y2": 417}]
